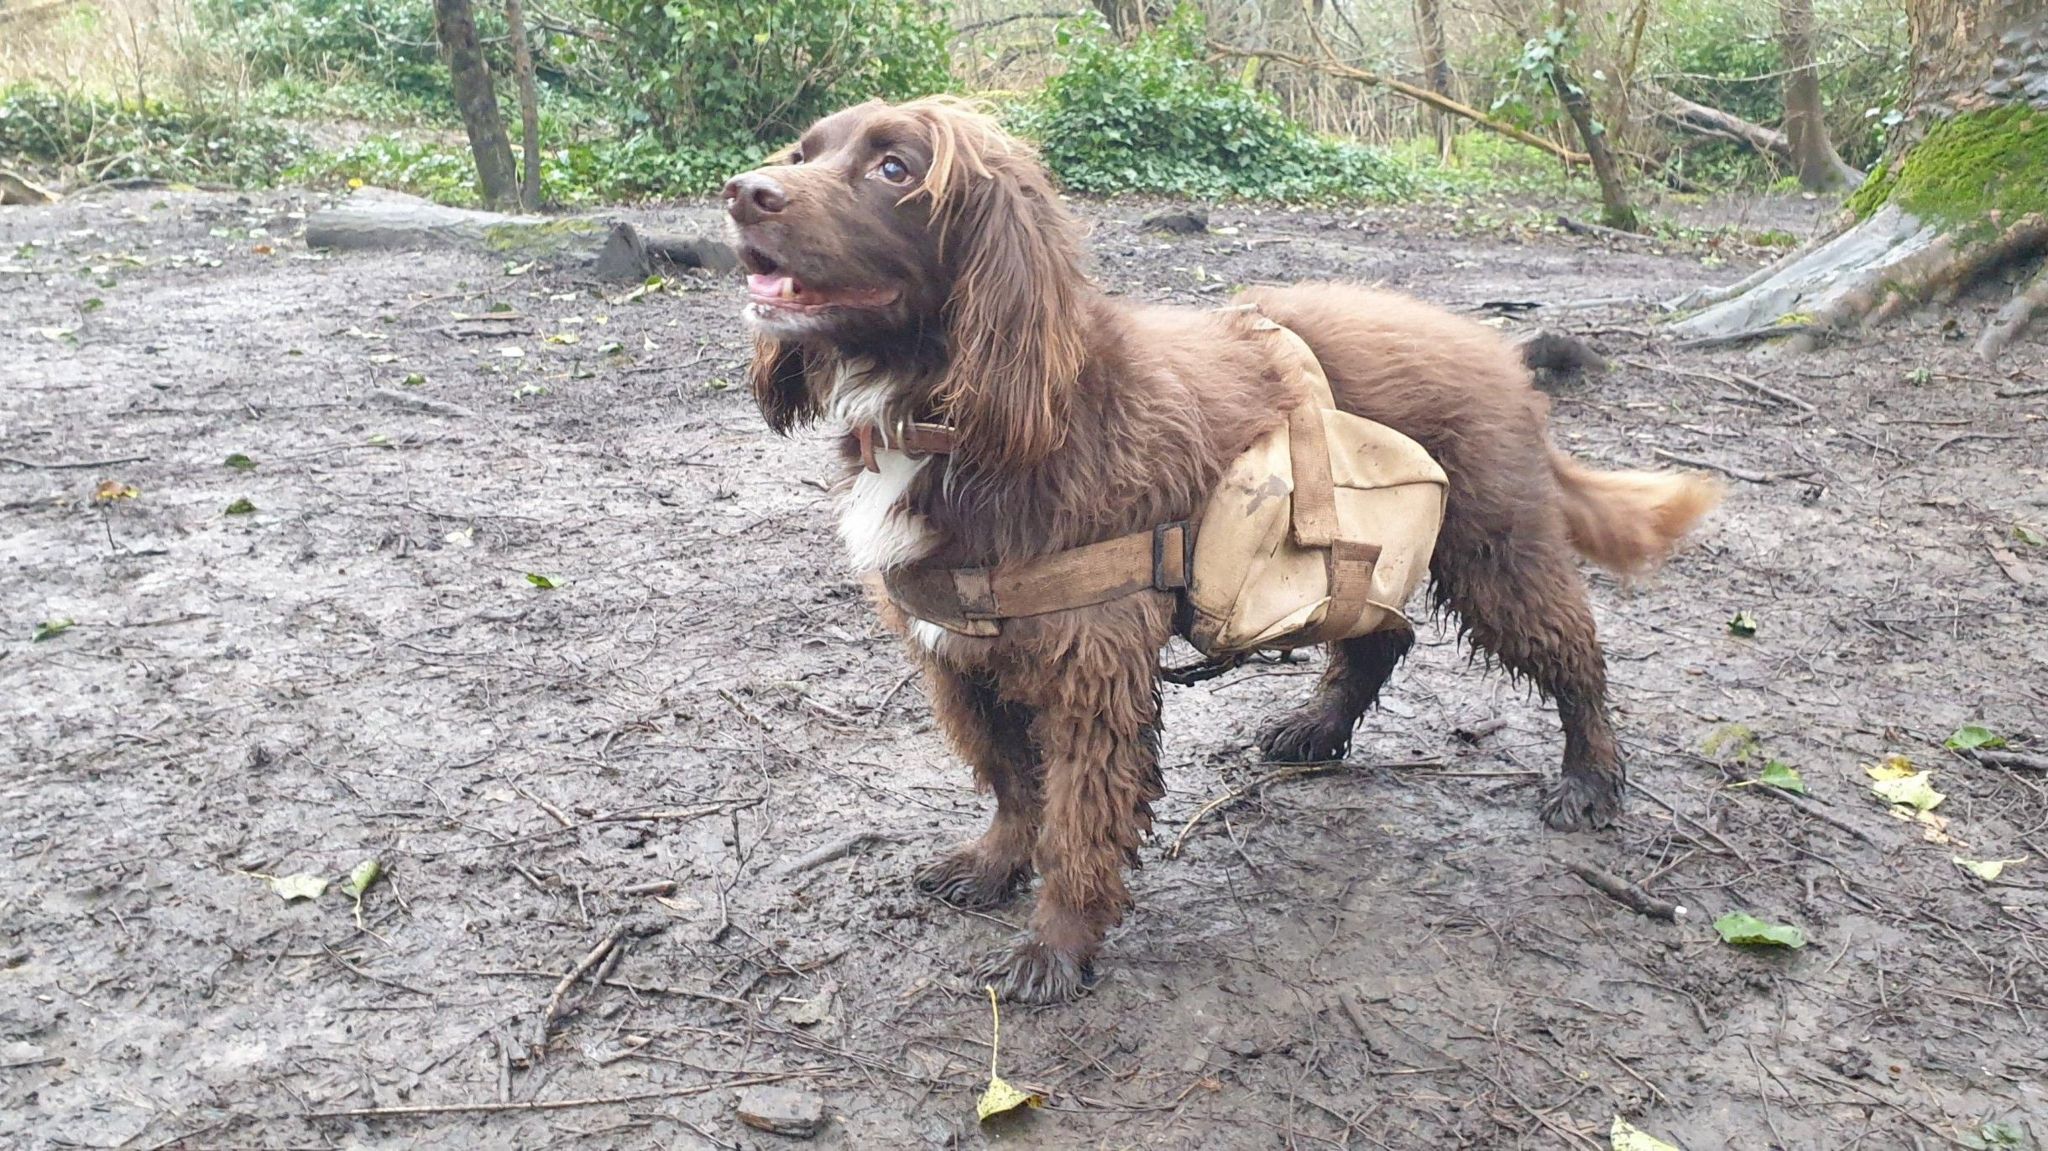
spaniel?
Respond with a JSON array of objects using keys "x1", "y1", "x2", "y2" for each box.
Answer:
[{"x1": 722, "y1": 98, "x2": 1720, "y2": 1002}]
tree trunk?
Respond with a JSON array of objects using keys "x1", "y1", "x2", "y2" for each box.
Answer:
[
  {"x1": 1413, "y1": 0, "x2": 1455, "y2": 160},
  {"x1": 1550, "y1": 59, "x2": 1639, "y2": 232},
  {"x1": 1672, "y1": 0, "x2": 2048, "y2": 361},
  {"x1": 1092, "y1": 0, "x2": 1166, "y2": 37},
  {"x1": 433, "y1": 0, "x2": 520, "y2": 210},
  {"x1": 1778, "y1": 0, "x2": 1860, "y2": 191},
  {"x1": 504, "y1": 0, "x2": 543, "y2": 212}
]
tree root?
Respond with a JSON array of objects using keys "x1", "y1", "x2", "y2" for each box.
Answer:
[{"x1": 1669, "y1": 205, "x2": 2048, "y2": 360}]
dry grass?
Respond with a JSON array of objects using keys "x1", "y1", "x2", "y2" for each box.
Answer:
[{"x1": 0, "y1": 0, "x2": 244, "y2": 104}]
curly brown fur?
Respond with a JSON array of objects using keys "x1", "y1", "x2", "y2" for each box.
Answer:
[{"x1": 725, "y1": 98, "x2": 1722, "y2": 1002}]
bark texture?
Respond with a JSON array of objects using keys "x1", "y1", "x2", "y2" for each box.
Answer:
[
  {"x1": 1778, "y1": 0, "x2": 1861, "y2": 191},
  {"x1": 504, "y1": 0, "x2": 543, "y2": 212},
  {"x1": 433, "y1": 0, "x2": 520, "y2": 210}
]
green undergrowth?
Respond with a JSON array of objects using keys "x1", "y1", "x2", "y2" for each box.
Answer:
[
  {"x1": 1010, "y1": 8, "x2": 1412, "y2": 203},
  {"x1": 1846, "y1": 104, "x2": 2048, "y2": 227},
  {"x1": 0, "y1": 85, "x2": 309, "y2": 187}
]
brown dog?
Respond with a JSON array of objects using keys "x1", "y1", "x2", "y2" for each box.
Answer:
[{"x1": 723, "y1": 98, "x2": 1719, "y2": 1002}]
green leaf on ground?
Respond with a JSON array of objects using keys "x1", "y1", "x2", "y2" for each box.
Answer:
[
  {"x1": 1713, "y1": 911, "x2": 1805, "y2": 949},
  {"x1": 341, "y1": 859, "x2": 382, "y2": 897},
  {"x1": 1756, "y1": 760, "x2": 1807, "y2": 794},
  {"x1": 32, "y1": 618, "x2": 74, "y2": 642},
  {"x1": 1611, "y1": 1116, "x2": 1681, "y2": 1151},
  {"x1": 1945, "y1": 725, "x2": 2007, "y2": 751},
  {"x1": 2013, "y1": 525, "x2": 2045, "y2": 547},
  {"x1": 225, "y1": 498, "x2": 257, "y2": 515},
  {"x1": 401, "y1": 372, "x2": 426, "y2": 387},
  {"x1": 525, "y1": 573, "x2": 561, "y2": 589},
  {"x1": 224, "y1": 453, "x2": 255, "y2": 470},
  {"x1": 269, "y1": 873, "x2": 328, "y2": 901},
  {"x1": 1952, "y1": 857, "x2": 2024, "y2": 882},
  {"x1": 1727, "y1": 611, "x2": 1757, "y2": 637}
]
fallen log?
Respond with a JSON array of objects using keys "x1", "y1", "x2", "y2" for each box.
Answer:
[
  {"x1": 304, "y1": 188, "x2": 737, "y2": 282},
  {"x1": 1642, "y1": 83, "x2": 1862, "y2": 184},
  {"x1": 1, "y1": 169, "x2": 59, "y2": 206}
]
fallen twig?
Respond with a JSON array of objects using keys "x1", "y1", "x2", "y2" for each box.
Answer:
[
  {"x1": 304, "y1": 1073, "x2": 804, "y2": 1119},
  {"x1": 1563, "y1": 861, "x2": 1685, "y2": 922},
  {"x1": 1168, "y1": 760, "x2": 1440, "y2": 859},
  {"x1": 1961, "y1": 748, "x2": 2048, "y2": 772},
  {"x1": 1556, "y1": 214, "x2": 1640, "y2": 242},
  {"x1": 1925, "y1": 431, "x2": 2020, "y2": 462},
  {"x1": 773, "y1": 831, "x2": 895, "y2": 878},
  {"x1": 1617, "y1": 357, "x2": 1817, "y2": 412},
  {"x1": 1648, "y1": 447, "x2": 1814, "y2": 484},
  {"x1": 368, "y1": 387, "x2": 475, "y2": 419},
  {"x1": 0, "y1": 453, "x2": 150, "y2": 470},
  {"x1": 1672, "y1": 324, "x2": 1819, "y2": 351},
  {"x1": 532, "y1": 917, "x2": 643, "y2": 1044},
  {"x1": 1994, "y1": 383, "x2": 2048, "y2": 399}
]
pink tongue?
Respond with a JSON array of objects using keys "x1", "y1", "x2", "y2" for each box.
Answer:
[{"x1": 748, "y1": 273, "x2": 796, "y2": 297}]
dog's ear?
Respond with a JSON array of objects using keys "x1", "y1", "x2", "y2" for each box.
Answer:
[
  {"x1": 921, "y1": 108, "x2": 1086, "y2": 471},
  {"x1": 749, "y1": 336, "x2": 821, "y2": 433}
]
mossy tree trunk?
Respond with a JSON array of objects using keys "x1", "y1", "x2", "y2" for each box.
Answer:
[
  {"x1": 433, "y1": 0, "x2": 520, "y2": 210},
  {"x1": 1673, "y1": 0, "x2": 2048, "y2": 361}
]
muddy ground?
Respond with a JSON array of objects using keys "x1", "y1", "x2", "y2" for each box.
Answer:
[{"x1": 3, "y1": 187, "x2": 2045, "y2": 1151}]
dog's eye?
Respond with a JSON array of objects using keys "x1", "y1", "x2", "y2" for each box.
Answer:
[{"x1": 876, "y1": 155, "x2": 913, "y2": 184}]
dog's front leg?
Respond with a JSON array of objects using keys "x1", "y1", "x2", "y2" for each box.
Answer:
[
  {"x1": 978, "y1": 650, "x2": 1165, "y2": 1003},
  {"x1": 913, "y1": 664, "x2": 1041, "y2": 908}
]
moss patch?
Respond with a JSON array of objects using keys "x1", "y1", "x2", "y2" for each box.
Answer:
[{"x1": 1849, "y1": 104, "x2": 2048, "y2": 227}]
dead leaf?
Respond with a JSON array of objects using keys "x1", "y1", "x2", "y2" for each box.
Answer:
[
  {"x1": 1952, "y1": 857, "x2": 2024, "y2": 882},
  {"x1": 976, "y1": 986, "x2": 1044, "y2": 1122},
  {"x1": 268, "y1": 873, "x2": 328, "y2": 902},
  {"x1": 1611, "y1": 1116, "x2": 1681, "y2": 1151},
  {"x1": 93, "y1": 480, "x2": 139, "y2": 502}
]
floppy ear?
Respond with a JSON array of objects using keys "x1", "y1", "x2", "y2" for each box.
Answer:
[
  {"x1": 935, "y1": 150, "x2": 1087, "y2": 470},
  {"x1": 749, "y1": 336, "x2": 822, "y2": 433}
]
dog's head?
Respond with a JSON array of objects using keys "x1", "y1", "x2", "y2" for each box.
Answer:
[{"x1": 724, "y1": 98, "x2": 1087, "y2": 468}]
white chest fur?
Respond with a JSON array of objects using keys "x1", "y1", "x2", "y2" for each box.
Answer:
[
  {"x1": 830, "y1": 364, "x2": 937, "y2": 575},
  {"x1": 836, "y1": 447, "x2": 936, "y2": 572}
]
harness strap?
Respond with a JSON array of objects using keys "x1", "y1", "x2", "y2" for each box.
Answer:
[
  {"x1": 852, "y1": 421, "x2": 958, "y2": 472},
  {"x1": 884, "y1": 521, "x2": 1193, "y2": 635}
]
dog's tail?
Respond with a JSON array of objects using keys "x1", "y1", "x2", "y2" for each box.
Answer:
[{"x1": 1549, "y1": 451, "x2": 1722, "y2": 576}]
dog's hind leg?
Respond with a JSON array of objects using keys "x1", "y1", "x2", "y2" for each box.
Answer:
[
  {"x1": 1437, "y1": 539, "x2": 1623, "y2": 831},
  {"x1": 1256, "y1": 629, "x2": 1416, "y2": 763},
  {"x1": 913, "y1": 666, "x2": 1041, "y2": 909}
]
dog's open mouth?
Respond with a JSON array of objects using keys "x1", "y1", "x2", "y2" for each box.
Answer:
[{"x1": 745, "y1": 272, "x2": 898, "y2": 314}]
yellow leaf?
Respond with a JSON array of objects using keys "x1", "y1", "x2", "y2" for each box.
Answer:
[
  {"x1": 977, "y1": 1075, "x2": 1041, "y2": 1121},
  {"x1": 347, "y1": 177, "x2": 364, "y2": 189},
  {"x1": 1870, "y1": 770, "x2": 1943, "y2": 812},
  {"x1": 1864, "y1": 754, "x2": 1916, "y2": 782},
  {"x1": 1612, "y1": 1115, "x2": 1681, "y2": 1151},
  {"x1": 1953, "y1": 857, "x2": 2024, "y2": 882},
  {"x1": 93, "y1": 480, "x2": 139, "y2": 502},
  {"x1": 976, "y1": 986, "x2": 1043, "y2": 1122}
]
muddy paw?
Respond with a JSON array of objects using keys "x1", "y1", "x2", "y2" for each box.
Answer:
[
  {"x1": 1540, "y1": 771, "x2": 1622, "y2": 831},
  {"x1": 1256, "y1": 706, "x2": 1353, "y2": 764},
  {"x1": 976, "y1": 937, "x2": 1092, "y2": 1004},
  {"x1": 913, "y1": 847, "x2": 1027, "y2": 910}
]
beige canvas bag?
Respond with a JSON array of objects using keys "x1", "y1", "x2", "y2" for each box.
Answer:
[{"x1": 1181, "y1": 319, "x2": 1447, "y2": 655}]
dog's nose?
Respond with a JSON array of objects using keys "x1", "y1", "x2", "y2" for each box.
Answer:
[{"x1": 723, "y1": 173, "x2": 787, "y2": 226}]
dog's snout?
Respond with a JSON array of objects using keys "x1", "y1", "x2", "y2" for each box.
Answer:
[{"x1": 723, "y1": 173, "x2": 788, "y2": 226}]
